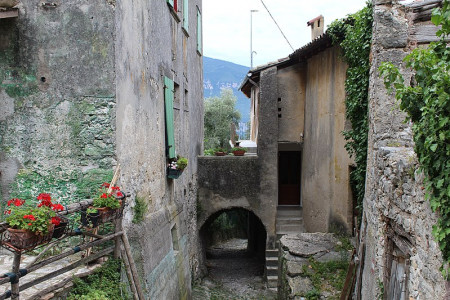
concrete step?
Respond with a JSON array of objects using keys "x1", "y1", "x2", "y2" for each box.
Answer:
[
  {"x1": 266, "y1": 257, "x2": 278, "y2": 267},
  {"x1": 266, "y1": 249, "x2": 278, "y2": 257},
  {"x1": 276, "y1": 216, "x2": 303, "y2": 224},
  {"x1": 267, "y1": 275, "x2": 278, "y2": 288},
  {"x1": 266, "y1": 266, "x2": 278, "y2": 276}
]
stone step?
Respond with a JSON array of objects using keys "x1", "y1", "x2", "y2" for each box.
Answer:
[
  {"x1": 266, "y1": 266, "x2": 278, "y2": 276},
  {"x1": 266, "y1": 257, "x2": 278, "y2": 267},
  {"x1": 276, "y1": 216, "x2": 303, "y2": 224},
  {"x1": 266, "y1": 249, "x2": 278, "y2": 257},
  {"x1": 276, "y1": 224, "x2": 305, "y2": 233},
  {"x1": 267, "y1": 275, "x2": 278, "y2": 288}
]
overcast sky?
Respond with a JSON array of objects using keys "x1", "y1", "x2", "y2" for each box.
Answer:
[{"x1": 203, "y1": 0, "x2": 368, "y2": 67}]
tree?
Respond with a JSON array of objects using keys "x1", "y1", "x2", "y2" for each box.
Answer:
[{"x1": 204, "y1": 89, "x2": 241, "y2": 149}]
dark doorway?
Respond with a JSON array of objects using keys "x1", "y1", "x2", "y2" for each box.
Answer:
[{"x1": 278, "y1": 151, "x2": 301, "y2": 205}]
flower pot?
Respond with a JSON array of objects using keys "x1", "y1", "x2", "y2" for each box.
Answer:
[
  {"x1": 232, "y1": 150, "x2": 246, "y2": 156},
  {"x1": 214, "y1": 152, "x2": 227, "y2": 156},
  {"x1": 52, "y1": 220, "x2": 68, "y2": 239},
  {"x1": 82, "y1": 200, "x2": 122, "y2": 227},
  {"x1": 6, "y1": 225, "x2": 54, "y2": 251},
  {"x1": 81, "y1": 209, "x2": 100, "y2": 227},
  {"x1": 167, "y1": 168, "x2": 183, "y2": 179},
  {"x1": 6, "y1": 228, "x2": 39, "y2": 250}
]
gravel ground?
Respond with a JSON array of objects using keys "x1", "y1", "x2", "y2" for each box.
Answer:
[{"x1": 193, "y1": 239, "x2": 277, "y2": 300}]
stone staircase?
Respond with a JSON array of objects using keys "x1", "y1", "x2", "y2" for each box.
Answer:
[{"x1": 266, "y1": 206, "x2": 305, "y2": 291}]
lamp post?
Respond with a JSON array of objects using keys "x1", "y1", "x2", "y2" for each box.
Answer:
[{"x1": 250, "y1": 9, "x2": 258, "y2": 69}]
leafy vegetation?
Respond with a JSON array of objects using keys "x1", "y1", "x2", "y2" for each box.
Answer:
[
  {"x1": 132, "y1": 196, "x2": 147, "y2": 224},
  {"x1": 204, "y1": 89, "x2": 241, "y2": 149},
  {"x1": 379, "y1": 0, "x2": 450, "y2": 277},
  {"x1": 327, "y1": 2, "x2": 373, "y2": 221},
  {"x1": 302, "y1": 257, "x2": 349, "y2": 300},
  {"x1": 67, "y1": 258, "x2": 129, "y2": 300}
]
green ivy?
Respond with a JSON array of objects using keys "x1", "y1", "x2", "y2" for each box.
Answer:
[
  {"x1": 327, "y1": 2, "x2": 373, "y2": 220},
  {"x1": 379, "y1": 0, "x2": 450, "y2": 277}
]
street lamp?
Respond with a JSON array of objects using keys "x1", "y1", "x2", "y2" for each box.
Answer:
[{"x1": 250, "y1": 9, "x2": 258, "y2": 69}]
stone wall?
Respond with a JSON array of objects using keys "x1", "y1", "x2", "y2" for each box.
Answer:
[
  {"x1": 0, "y1": 1, "x2": 116, "y2": 208},
  {"x1": 361, "y1": 0, "x2": 447, "y2": 298},
  {"x1": 115, "y1": 0, "x2": 203, "y2": 298},
  {"x1": 279, "y1": 233, "x2": 349, "y2": 299}
]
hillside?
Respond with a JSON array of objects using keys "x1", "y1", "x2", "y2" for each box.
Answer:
[{"x1": 203, "y1": 57, "x2": 250, "y2": 123}]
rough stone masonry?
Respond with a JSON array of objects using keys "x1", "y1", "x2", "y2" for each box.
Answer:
[{"x1": 360, "y1": 0, "x2": 447, "y2": 299}]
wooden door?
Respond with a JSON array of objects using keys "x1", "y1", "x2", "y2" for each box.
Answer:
[{"x1": 278, "y1": 151, "x2": 301, "y2": 205}]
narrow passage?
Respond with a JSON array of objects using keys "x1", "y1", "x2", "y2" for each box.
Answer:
[{"x1": 193, "y1": 238, "x2": 276, "y2": 299}]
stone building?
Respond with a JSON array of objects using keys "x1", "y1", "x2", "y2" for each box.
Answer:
[
  {"x1": 0, "y1": 0, "x2": 203, "y2": 298},
  {"x1": 239, "y1": 26, "x2": 354, "y2": 235},
  {"x1": 360, "y1": 0, "x2": 448, "y2": 298}
]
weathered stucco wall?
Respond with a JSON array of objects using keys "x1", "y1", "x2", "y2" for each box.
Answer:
[
  {"x1": 302, "y1": 46, "x2": 353, "y2": 233},
  {"x1": 361, "y1": 0, "x2": 447, "y2": 298},
  {"x1": 277, "y1": 64, "x2": 306, "y2": 143},
  {"x1": 0, "y1": 1, "x2": 116, "y2": 207},
  {"x1": 115, "y1": 0, "x2": 203, "y2": 298}
]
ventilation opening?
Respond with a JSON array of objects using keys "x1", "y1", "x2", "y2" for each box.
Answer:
[{"x1": 171, "y1": 224, "x2": 179, "y2": 253}]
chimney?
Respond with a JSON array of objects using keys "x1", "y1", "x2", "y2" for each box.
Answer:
[{"x1": 307, "y1": 15, "x2": 324, "y2": 41}]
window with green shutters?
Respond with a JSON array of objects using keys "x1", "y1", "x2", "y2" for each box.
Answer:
[
  {"x1": 164, "y1": 76, "x2": 176, "y2": 159},
  {"x1": 197, "y1": 7, "x2": 202, "y2": 54},
  {"x1": 183, "y1": 0, "x2": 189, "y2": 32}
]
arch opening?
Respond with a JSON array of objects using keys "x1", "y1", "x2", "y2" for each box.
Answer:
[{"x1": 199, "y1": 207, "x2": 267, "y2": 282}]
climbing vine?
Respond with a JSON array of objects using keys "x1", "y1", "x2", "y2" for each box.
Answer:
[
  {"x1": 327, "y1": 2, "x2": 373, "y2": 220},
  {"x1": 379, "y1": 0, "x2": 450, "y2": 276}
]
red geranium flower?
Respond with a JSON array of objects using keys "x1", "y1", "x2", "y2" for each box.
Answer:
[
  {"x1": 7, "y1": 198, "x2": 25, "y2": 207},
  {"x1": 23, "y1": 215, "x2": 36, "y2": 221},
  {"x1": 37, "y1": 193, "x2": 51, "y2": 201},
  {"x1": 51, "y1": 204, "x2": 64, "y2": 211},
  {"x1": 100, "y1": 193, "x2": 108, "y2": 199},
  {"x1": 116, "y1": 191, "x2": 124, "y2": 197},
  {"x1": 28, "y1": 223, "x2": 32, "y2": 226},
  {"x1": 111, "y1": 186, "x2": 120, "y2": 191},
  {"x1": 101, "y1": 183, "x2": 110, "y2": 188},
  {"x1": 51, "y1": 216, "x2": 61, "y2": 226},
  {"x1": 4, "y1": 210, "x2": 11, "y2": 215}
]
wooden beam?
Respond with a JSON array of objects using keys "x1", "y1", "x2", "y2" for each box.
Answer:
[
  {"x1": 0, "y1": 9, "x2": 18, "y2": 19},
  {"x1": 121, "y1": 232, "x2": 146, "y2": 300}
]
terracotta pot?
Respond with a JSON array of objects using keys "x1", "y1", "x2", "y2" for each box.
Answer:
[
  {"x1": 7, "y1": 225, "x2": 54, "y2": 250},
  {"x1": 214, "y1": 152, "x2": 227, "y2": 156},
  {"x1": 232, "y1": 150, "x2": 246, "y2": 156}
]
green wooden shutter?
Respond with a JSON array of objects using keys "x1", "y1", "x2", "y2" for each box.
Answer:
[
  {"x1": 164, "y1": 77, "x2": 176, "y2": 159},
  {"x1": 197, "y1": 7, "x2": 202, "y2": 53},
  {"x1": 183, "y1": 0, "x2": 189, "y2": 32},
  {"x1": 167, "y1": 0, "x2": 174, "y2": 7}
]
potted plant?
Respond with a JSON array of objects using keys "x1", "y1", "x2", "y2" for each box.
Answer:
[
  {"x1": 3, "y1": 193, "x2": 63, "y2": 250},
  {"x1": 231, "y1": 146, "x2": 247, "y2": 156},
  {"x1": 167, "y1": 156, "x2": 188, "y2": 179},
  {"x1": 214, "y1": 147, "x2": 227, "y2": 156},
  {"x1": 84, "y1": 183, "x2": 124, "y2": 226}
]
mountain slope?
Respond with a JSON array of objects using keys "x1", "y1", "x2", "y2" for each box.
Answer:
[{"x1": 203, "y1": 57, "x2": 250, "y2": 123}]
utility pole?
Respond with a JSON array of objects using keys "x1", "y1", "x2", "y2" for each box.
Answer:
[{"x1": 250, "y1": 9, "x2": 258, "y2": 69}]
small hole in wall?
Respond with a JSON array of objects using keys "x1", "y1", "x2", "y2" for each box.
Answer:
[
  {"x1": 278, "y1": 98, "x2": 281, "y2": 102},
  {"x1": 184, "y1": 188, "x2": 187, "y2": 196},
  {"x1": 278, "y1": 108, "x2": 281, "y2": 112},
  {"x1": 278, "y1": 114, "x2": 282, "y2": 118},
  {"x1": 40, "y1": 77, "x2": 46, "y2": 83}
]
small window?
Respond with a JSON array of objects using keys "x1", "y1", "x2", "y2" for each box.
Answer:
[
  {"x1": 196, "y1": 6, "x2": 202, "y2": 55},
  {"x1": 167, "y1": 0, "x2": 177, "y2": 11},
  {"x1": 171, "y1": 224, "x2": 179, "y2": 252}
]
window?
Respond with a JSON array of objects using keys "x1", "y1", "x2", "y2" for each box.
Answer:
[
  {"x1": 183, "y1": 0, "x2": 189, "y2": 33},
  {"x1": 167, "y1": 0, "x2": 177, "y2": 11},
  {"x1": 197, "y1": 6, "x2": 202, "y2": 54},
  {"x1": 164, "y1": 76, "x2": 176, "y2": 159}
]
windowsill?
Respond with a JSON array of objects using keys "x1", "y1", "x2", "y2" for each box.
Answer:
[
  {"x1": 182, "y1": 27, "x2": 189, "y2": 37},
  {"x1": 168, "y1": 5, "x2": 181, "y2": 22}
]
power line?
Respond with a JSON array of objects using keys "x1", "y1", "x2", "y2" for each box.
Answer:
[{"x1": 259, "y1": 0, "x2": 294, "y2": 51}]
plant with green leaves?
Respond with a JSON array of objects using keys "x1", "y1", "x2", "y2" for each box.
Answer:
[
  {"x1": 379, "y1": 0, "x2": 450, "y2": 277},
  {"x1": 204, "y1": 89, "x2": 241, "y2": 149},
  {"x1": 327, "y1": 1, "x2": 373, "y2": 222}
]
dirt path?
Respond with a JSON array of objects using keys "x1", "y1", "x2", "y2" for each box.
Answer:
[{"x1": 193, "y1": 239, "x2": 277, "y2": 300}]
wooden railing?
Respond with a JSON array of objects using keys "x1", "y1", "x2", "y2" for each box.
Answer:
[{"x1": 0, "y1": 197, "x2": 145, "y2": 300}]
